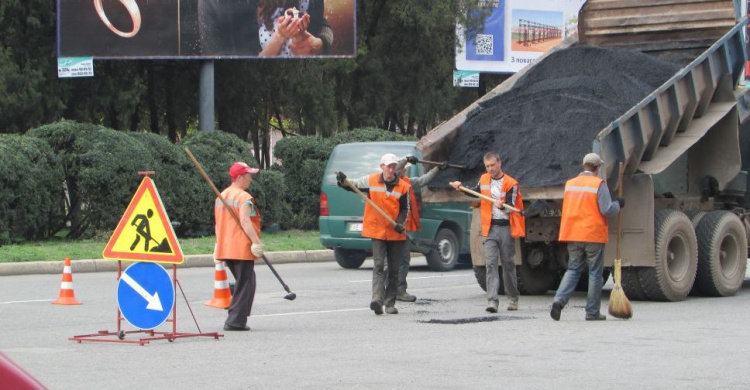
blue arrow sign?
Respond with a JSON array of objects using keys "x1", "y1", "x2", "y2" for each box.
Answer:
[{"x1": 117, "y1": 262, "x2": 175, "y2": 330}]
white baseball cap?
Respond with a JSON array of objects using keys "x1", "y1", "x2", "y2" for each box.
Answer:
[
  {"x1": 380, "y1": 153, "x2": 399, "y2": 166},
  {"x1": 583, "y1": 153, "x2": 603, "y2": 167}
]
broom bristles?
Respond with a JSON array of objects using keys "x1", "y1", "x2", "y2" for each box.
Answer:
[{"x1": 608, "y1": 286, "x2": 633, "y2": 319}]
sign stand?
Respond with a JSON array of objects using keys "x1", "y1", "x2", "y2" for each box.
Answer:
[
  {"x1": 69, "y1": 172, "x2": 222, "y2": 345},
  {"x1": 70, "y1": 261, "x2": 222, "y2": 345}
]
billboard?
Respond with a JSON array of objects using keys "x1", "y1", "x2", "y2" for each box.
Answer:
[
  {"x1": 456, "y1": 0, "x2": 585, "y2": 73},
  {"x1": 57, "y1": 0, "x2": 356, "y2": 59}
]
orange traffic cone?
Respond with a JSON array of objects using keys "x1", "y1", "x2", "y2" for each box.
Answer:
[
  {"x1": 205, "y1": 262, "x2": 232, "y2": 309},
  {"x1": 52, "y1": 257, "x2": 82, "y2": 305}
]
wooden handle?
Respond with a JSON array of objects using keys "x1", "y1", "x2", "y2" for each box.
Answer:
[
  {"x1": 185, "y1": 147, "x2": 241, "y2": 227},
  {"x1": 616, "y1": 162, "x2": 624, "y2": 260},
  {"x1": 457, "y1": 186, "x2": 521, "y2": 213}
]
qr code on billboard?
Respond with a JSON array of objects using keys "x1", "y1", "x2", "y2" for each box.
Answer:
[{"x1": 475, "y1": 34, "x2": 493, "y2": 55}]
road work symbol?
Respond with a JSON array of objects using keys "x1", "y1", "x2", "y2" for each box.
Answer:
[
  {"x1": 129, "y1": 209, "x2": 171, "y2": 253},
  {"x1": 117, "y1": 262, "x2": 175, "y2": 330},
  {"x1": 103, "y1": 177, "x2": 184, "y2": 264}
]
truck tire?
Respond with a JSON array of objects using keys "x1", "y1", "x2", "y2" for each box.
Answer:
[
  {"x1": 574, "y1": 268, "x2": 611, "y2": 292},
  {"x1": 333, "y1": 248, "x2": 367, "y2": 269},
  {"x1": 474, "y1": 266, "x2": 488, "y2": 292},
  {"x1": 473, "y1": 265, "x2": 506, "y2": 294},
  {"x1": 638, "y1": 210, "x2": 697, "y2": 301},
  {"x1": 693, "y1": 211, "x2": 748, "y2": 296},
  {"x1": 518, "y1": 262, "x2": 552, "y2": 295},
  {"x1": 684, "y1": 210, "x2": 706, "y2": 229},
  {"x1": 620, "y1": 267, "x2": 649, "y2": 301},
  {"x1": 426, "y1": 228, "x2": 459, "y2": 272}
]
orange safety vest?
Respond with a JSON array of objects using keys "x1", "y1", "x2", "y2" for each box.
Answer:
[
  {"x1": 214, "y1": 186, "x2": 262, "y2": 261},
  {"x1": 479, "y1": 173, "x2": 526, "y2": 238},
  {"x1": 558, "y1": 174, "x2": 608, "y2": 244},
  {"x1": 362, "y1": 173, "x2": 411, "y2": 241},
  {"x1": 402, "y1": 177, "x2": 421, "y2": 232}
]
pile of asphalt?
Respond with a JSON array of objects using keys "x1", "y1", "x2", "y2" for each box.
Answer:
[{"x1": 430, "y1": 45, "x2": 682, "y2": 189}]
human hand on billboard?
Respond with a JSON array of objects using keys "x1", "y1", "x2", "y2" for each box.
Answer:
[
  {"x1": 290, "y1": 33, "x2": 323, "y2": 56},
  {"x1": 290, "y1": 14, "x2": 323, "y2": 56},
  {"x1": 275, "y1": 13, "x2": 303, "y2": 40}
]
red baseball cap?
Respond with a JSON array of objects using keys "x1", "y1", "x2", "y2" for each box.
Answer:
[{"x1": 229, "y1": 162, "x2": 259, "y2": 179}]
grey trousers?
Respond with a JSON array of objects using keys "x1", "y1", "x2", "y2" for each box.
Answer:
[
  {"x1": 372, "y1": 239, "x2": 405, "y2": 307},
  {"x1": 384, "y1": 243, "x2": 410, "y2": 293},
  {"x1": 224, "y1": 260, "x2": 256, "y2": 328},
  {"x1": 484, "y1": 225, "x2": 519, "y2": 302}
]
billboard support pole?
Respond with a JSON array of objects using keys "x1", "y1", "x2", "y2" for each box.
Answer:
[{"x1": 199, "y1": 60, "x2": 215, "y2": 131}]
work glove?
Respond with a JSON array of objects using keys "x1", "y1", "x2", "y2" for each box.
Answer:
[
  {"x1": 394, "y1": 223, "x2": 405, "y2": 233},
  {"x1": 438, "y1": 161, "x2": 449, "y2": 171},
  {"x1": 251, "y1": 243, "x2": 265, "y2": 257},
  {"x1": 336, "y1": 171, "x2": 347, "y2": 184},
  {"x1": 405, "y1": 156, "x2": 419, "y2": 164},
  {"x1": 617, "y1": 197, "x2": 626, "y2": 209}
]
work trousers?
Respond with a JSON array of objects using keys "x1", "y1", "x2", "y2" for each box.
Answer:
[
  {"x1": 224, "y1": 259, "x2": 256, "y2": 328},
  {"x1": 371, "y1": 239, "x2": 405, "y2": 307},
  {"x1": 553, "y1": 242, "x2": 604, "y2": 317},
  {"x1": 384, "y1": 244, "x2": 411, "y2": 293},
  {"x1": 484, "y1": 225, "x2": 519, "y2": 303}
]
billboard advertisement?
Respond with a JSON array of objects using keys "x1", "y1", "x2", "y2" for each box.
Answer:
[
  {"x1": 456, "y1": 0, "x2": 585, "y2": 73},
  {"x1": 57, "y1": 0, "x2": 356, "y2": 59}
]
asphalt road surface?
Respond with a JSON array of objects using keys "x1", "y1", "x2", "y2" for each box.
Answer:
[{"x1": 1, "y1": 257, "x2": 749, "y2": 390}]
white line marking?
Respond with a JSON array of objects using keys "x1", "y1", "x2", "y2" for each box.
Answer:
[
  {"x1": 349, "y1": 273, "x2": 473, "y2": 283},
  {"x1": 0, "y1": 299, "x2": 54, "y2": 305},
  {"x1": 253, "y1": 308, "x2": 370, "y2": 318}
]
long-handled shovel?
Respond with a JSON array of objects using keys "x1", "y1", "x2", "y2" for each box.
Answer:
[
  {"x1": 456, "y1": 186, "x2": 523, "y2": 213},
  {"x1": 417, "y1": 159, "x2": 467, "y2": 170},
  {"x1": 456, "y1": 185, "x2": 550, "y2": 217},
  {"x1": 336, "y1": 172, "x2": 439, "y2": 251},
  {"x1": 608, "y1": 162, "x2": 632, "y2": 319},
  {"x1": 185, "y1": 148, "x2": 296, "y2": 301}
]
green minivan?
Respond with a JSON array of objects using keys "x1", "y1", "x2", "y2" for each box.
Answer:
[{"x1": 319, "y1": 141, "x2": 472, "y2": 271}]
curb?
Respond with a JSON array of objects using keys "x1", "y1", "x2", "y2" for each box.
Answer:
[{"x1": 0, "y1": 250, "x2": 335, "y2": 277}]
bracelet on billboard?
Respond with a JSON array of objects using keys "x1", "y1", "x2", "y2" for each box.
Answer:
[{"x1": 94, "y1": 0, "x2": 142, "y2": 38}]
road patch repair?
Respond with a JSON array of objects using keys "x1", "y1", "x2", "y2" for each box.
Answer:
[
  {"x1": 419, "y1": 315, "x2": 533, "y2": 325},
  {"x1": 431, "y1": 45, "x2": 681, "y2": 189}
]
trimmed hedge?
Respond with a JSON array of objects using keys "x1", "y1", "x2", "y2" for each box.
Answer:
[
  {"x1": 24, "y1": 122, "x2": 291, "y2": 239},
  {"x1": 0, "y1": 135, "x2": 65, "y2": 244},
  {"x1": 8, "y1": 122, "x2": 413, "y2": 241}
]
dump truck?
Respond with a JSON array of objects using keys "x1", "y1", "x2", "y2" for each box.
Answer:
[{"x1": 418, "y1": 0, "x2": 750, "y2": 301}]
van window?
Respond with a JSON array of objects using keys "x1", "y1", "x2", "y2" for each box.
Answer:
[{"x1": 323, "y1": 143, "x2": 416, "y2": 185}]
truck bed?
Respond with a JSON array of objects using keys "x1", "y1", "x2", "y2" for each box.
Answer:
[{"x1": 419, "y1": 0, "x2": 745, "y2": 202}]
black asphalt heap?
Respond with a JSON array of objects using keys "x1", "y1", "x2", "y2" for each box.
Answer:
[{"x1": 430, "y1": 45, "x2": 681, "y2": 189}]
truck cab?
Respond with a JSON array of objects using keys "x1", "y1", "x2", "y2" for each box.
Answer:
[{"x1": 319, "y1": 141, "x2": 472, "y2": 271}]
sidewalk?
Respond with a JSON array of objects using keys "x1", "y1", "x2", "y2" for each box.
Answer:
[{"x1": 0, "y1": 250, "x2": 335, "y2": 276}]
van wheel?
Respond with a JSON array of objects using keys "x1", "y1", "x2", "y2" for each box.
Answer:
[
  {"x1": 694, "y1": 211, "x2": 748, "y2": 296},
  {"x1": 638, "y1": 210, "x2": 697, "y2": 301},
  {"x1": 333, "y1": 248, "x2": 366, "y2": 269},
  {"x1": 426, "y1": 228, "x2": 459, "y2": 271}
]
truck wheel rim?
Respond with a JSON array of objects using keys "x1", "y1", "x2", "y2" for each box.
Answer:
[
  {"x1": 719, "y1": 234, "x2": 740, "y2": 279},
  {"x1": 667, "y1": 233, "x2": 689, "y2": 281}
]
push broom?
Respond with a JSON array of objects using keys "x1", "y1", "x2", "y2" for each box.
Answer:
[{"x1": 608, "y1": 162, "x2": 632, "y2": 319}]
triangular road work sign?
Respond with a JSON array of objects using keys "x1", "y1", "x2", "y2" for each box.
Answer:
[{"x1": 102, "y1": 177, "x2": 184, "y2": 264}]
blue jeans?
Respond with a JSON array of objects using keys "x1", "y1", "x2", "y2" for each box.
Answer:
[{"x1": 553, "y1": 242, "x2": 604, "y2": 317}]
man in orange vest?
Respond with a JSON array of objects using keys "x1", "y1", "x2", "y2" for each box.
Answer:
[
  {"x1": 388, "y1": 155, "x2": 448, "y2": 302},
  {"x1": 551, "y1": 153, "x2": 623, "y2": 321},
  {"x1": 337, "y1": 153, "x2": 412, "y2": 315},
  {"x1": 214, "y1": 162, "x2": 265, "y2": 331},
  {"x1": 449, "y1": 152, "x2": 525, "y2": 313}
]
